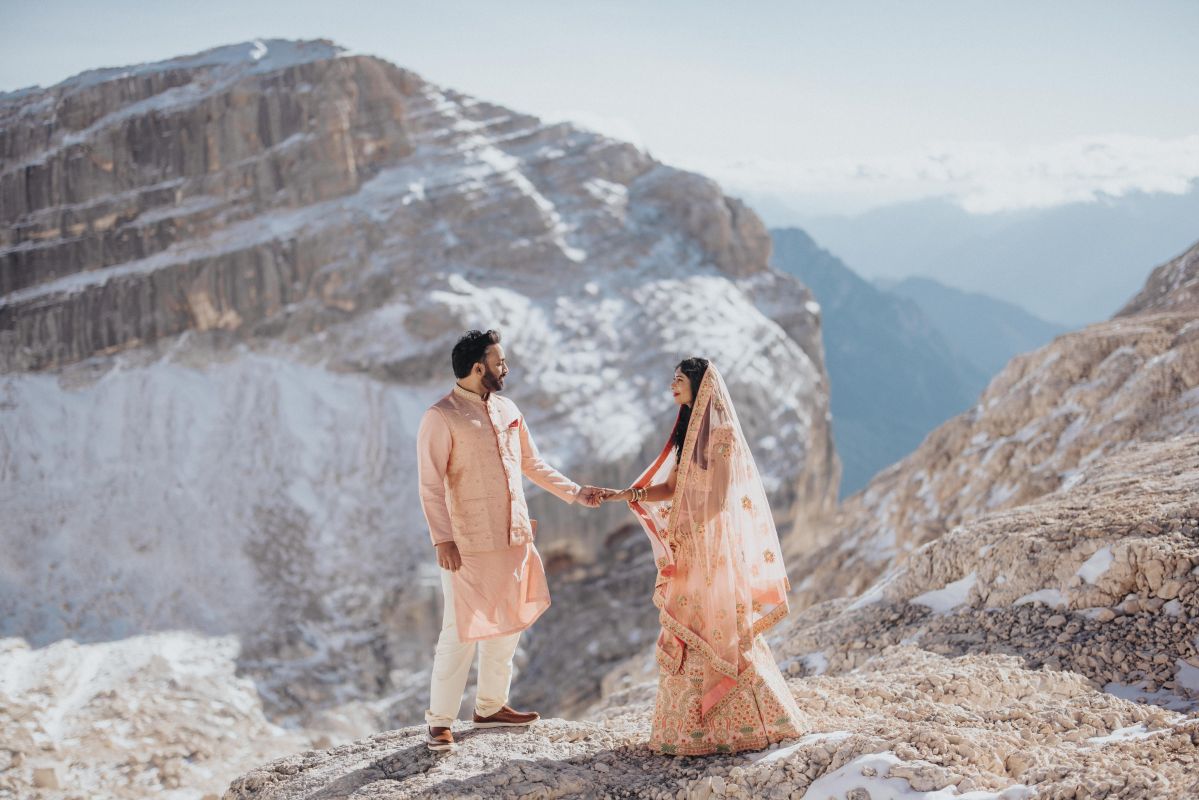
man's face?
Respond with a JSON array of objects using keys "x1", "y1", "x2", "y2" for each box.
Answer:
[{"x1": 479, "y1": 344, "x2": 508, "y2": 392}]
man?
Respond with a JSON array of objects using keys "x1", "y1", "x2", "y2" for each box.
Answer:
[{"x1": 416, "y1": 329, "x2": 604, "y2": 751}]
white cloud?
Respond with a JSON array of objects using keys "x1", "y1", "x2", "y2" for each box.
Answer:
[{"x1": 679, "y1": 133, "x2": 1199, "y2": 216}]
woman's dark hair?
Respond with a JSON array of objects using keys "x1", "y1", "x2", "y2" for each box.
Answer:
[
  {"x1": 672, "y1": 357, "x2": 710, "y2": 460},
  {"x1": 452, "y1": 329, "x2": 501, "y2": 379}
]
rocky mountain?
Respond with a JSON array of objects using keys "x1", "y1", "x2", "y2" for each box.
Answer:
[
  {"x1": 0, "y1": 39, "x2": 839, "y2": 797},
  {"x1": 225, "y1": 246, "x2": 1199, "y2": 798},
  {"x1": 785, "y1": 237, "x2": 1199, "y2": 616},
  {"x1": 790, "y1": 185, "x2": 1199, "y2": 326},
  {"x1": 1117, "y1": 238, "x2": 1199, "y2": 317},
  {"x1": 770, "y1": 227, "x2": 987, "y2": 496},
  {"x1": 879, "y1": 275, "x2": 1068, "y2": 378}
]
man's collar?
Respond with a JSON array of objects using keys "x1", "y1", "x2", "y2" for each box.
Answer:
[{"x1": 453, "y1": 383, "x2": 489, "y2": 404}]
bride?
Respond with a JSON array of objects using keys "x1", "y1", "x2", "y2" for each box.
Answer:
[{"x1": 601, "y1": 358, "x2": 803, "y2": 755}]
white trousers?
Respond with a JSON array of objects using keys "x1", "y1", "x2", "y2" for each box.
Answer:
[{"x1": 425, "y1": 568, "x2": 521, "y2": 727}]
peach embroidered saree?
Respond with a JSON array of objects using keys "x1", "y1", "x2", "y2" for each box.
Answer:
[{"x1": 628, "y1": 363, "x2": 802, "y2": 755}]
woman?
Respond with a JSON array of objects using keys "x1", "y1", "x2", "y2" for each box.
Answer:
[{"x1": 601, "y1": 358, "x2": 803, "y2": 755}]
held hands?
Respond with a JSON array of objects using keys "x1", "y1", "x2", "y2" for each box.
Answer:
[
  {"x1": 579, "y1": 486, "x2": 625, "y2": 507},
  {"x1": 595, "y1": 487, "x2": 640, "y2": 504},
  {"x1": 579, "y1": 485, "x2": 612, "y2": 507},
  {"x1": 579, "y1": 486, "x2": 647, "y2": 507}
]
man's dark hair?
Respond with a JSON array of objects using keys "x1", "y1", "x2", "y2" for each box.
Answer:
[{"x1": 452, "y1": 329, "x2": 501, "y2": 379}]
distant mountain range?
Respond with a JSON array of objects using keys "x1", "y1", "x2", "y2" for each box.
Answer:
[
  {"x1": 878, "y1": 275, "x2": 1068, "y2": 378},
  {"x1": 771, "y1": 228, "x2": 983, "y2": 496},
  {"x1": 782, "y1": 184, "x2": 1199, "y2": 327},
  {"x1": 771, "y1": 228, "x2": 1067, "y2": 496}
]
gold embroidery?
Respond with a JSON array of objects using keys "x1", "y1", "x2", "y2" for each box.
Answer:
[
  {"x1": 763, "y1": 550, "x2": 776, "y2": 564},
  {"x1": 678, "y1": 595, "x2": 689, "y2": 608},
  {"x1": 646, "y1": 637, "x2": 801, "y2": 756},
  {"x1": 741, "y1": 495, "x2": 753, "y2": 511},
  {"x1": 735, "y1": 602, "x2": 746, "y2": 616},
  {"x1": 712, "y1": 628, "x2": 723, "y2": 642},
  {"x1": 657, "y1": 557, "x2": 669, "y2": 569},
  {"x1": 752, "y1": 599, "x2": 763, "y2": 613}
]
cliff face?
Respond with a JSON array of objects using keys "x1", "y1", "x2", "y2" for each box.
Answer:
[
  {"x1": 1, "y1": 41, "x2": 404, "y2": 367},
  {"x1": 785, "y1": 238, "x2": 1199, "y2": 611},
  {"x1": 0, "y1": 38, "x2": 805, "y2": 376},
  {"x1": 0, "y1": 39, "x2": 838, "y2": 796}
]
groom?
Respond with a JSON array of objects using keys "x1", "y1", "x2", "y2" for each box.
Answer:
[{"x1": 416, "y1": 329, "x2": 603, "y2": 751}]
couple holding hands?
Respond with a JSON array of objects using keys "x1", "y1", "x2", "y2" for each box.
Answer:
[{"x1": 416, "y1": 330, "x2": 802, "y2": 755}]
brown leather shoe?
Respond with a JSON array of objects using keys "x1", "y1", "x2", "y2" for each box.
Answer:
[
  {"x1": 473, "y1": 705, "x2": 540, "y2": 728},
  {"x1": 426, "y1": 725, "x2": 454, "y2": 751}
]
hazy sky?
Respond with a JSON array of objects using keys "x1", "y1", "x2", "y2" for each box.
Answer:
[{"x1": 4, "y1": 0, "x2": 1198, "y2": 214}]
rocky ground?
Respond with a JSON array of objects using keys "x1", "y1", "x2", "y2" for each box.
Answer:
[
  {"x1": 223, "y1": 647, "x2": 1199, "y2": 800},
  {"x1": 222, "y1": 434, "x2": 1199, "y2": 799}
]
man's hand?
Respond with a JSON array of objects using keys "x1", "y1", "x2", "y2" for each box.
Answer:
[
  {"x1": 579, "y1": 486, "x2": 608, "y2": 508},
  {"x1": 435, "y1": 541, "x2": 462, "y2": 571}
]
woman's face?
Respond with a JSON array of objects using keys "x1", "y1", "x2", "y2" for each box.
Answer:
[{"x1": 671, "y1": 368, "x2": 692, "y2": 406}]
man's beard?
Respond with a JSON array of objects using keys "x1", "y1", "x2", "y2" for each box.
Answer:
[{"x1": 482, "y1": 368, "x2": 505, "y2": 393}]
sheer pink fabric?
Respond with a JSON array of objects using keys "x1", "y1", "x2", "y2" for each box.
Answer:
[{"x1": 628, "y1": 363, "x2": 791, "y2": 719}]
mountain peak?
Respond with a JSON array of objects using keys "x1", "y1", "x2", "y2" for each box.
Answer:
[
  {"x1": 3, "y1": 38, "x2": 346, "y2": 100},
  {"x1": 1115, "y1": 238, "x2": 1199, "y2": 318}
]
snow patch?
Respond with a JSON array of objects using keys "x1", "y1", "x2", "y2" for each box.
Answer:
[
  {"x1": 1086, "y1": 723, "x2": 1163, "y2": 746},
  {"x1": 1104, "y1": 680, "x2": 1199, "y2": 712},
  {"x1": 1014, "y1": 589, "x2": 1066, "y2": 609},
  {"x1": 803, "y1": 751, "x2": 1034, "y2": 800},
  {"x1": 1175, "y1": 659, "x2": 1199, "y2": 695},
  {"x1": 750, "y1": 730, "x2": 852, "y2": 764},
  {"x1": 1075, "y1": 546, "x2": 1113, "y2": 584},
  {"x1": 910, "y1": 572, "x2": 977, "y2": 614},
  {"x1": 802, "y1": 652, "x2": 829, "y2": 676},
  {"x1": 848, "y1": 570, "x2": 903, "y2": 611}
]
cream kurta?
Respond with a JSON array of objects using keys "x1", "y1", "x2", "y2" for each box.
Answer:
[{"x1": 417, "y1": 384, "x2": 580, "y2": 641}]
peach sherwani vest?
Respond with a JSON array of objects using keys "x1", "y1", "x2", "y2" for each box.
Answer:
[
  {"x1": 417, "y1": 384, "x2": 580, "y2": 642},
  {"x1": 418, "y1": 384, "x2": 580, "y2": 554},
  {"x1": 435, "y1": 387, "x2": 534, "y2": 553}
]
